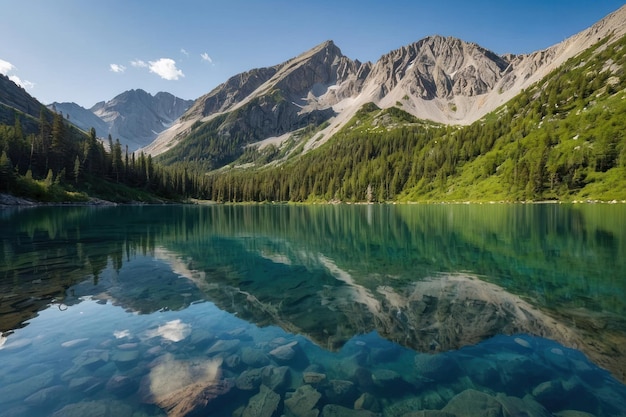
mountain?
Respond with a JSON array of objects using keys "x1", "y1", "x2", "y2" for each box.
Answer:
[
  {"x1": 48, "y1": 101, "x2": 109, "y2": 140},
  {"x1": 147, "y1": 4, "x2": 626, "y2": 169},
  {"x1": 144, "y1": 40, "x2": 370, "y2": 158},
  {"x1": 0, "y1": 74, "x2": 46, "y2": 131},
  {"x1": 50, "y1": 89, "x2": 193, "y2": 151}
]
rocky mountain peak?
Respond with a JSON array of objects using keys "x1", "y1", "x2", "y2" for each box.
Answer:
[
  {"x1": 367, "y1": 35, "x2": 509, "y2": 100},
  {"x1": 50, "y1": 90, "x2": 193, "y2": 151}
]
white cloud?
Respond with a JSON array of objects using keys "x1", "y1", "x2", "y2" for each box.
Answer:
[
  {"x1": 110, "y1": 63, "x2": 126, "y2": 73},
  {"x1": 1, "y1": 59, "x2": 35, "y2": 90},
  {"x1": 148, "y1": 58, "x2": 184, "y2": 80},
  {"x1": 201, "y1": 52, "x2": 213, "y2": 64},
  {"x1": 0, "y1": 58, "x2": 16, "y2": 75},
  {"x1": 131, "y1": 59, "x2": 148, "y2": 68},
  {"x1": 180, "y1": 48, "x2": 189, "y2": 56},
  {"x1": 9, "y1": 75, "x2": 35, "y2": 90}
]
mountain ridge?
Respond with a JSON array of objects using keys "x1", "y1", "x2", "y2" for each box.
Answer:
[
  {"x1": 144, "y1": 4, "x2": 626, "y2": 161},
  {"x1": 50, "y1": 89, "x2": 193, "y2": 151}
]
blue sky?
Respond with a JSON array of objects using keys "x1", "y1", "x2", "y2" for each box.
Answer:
[{"x1": 1, "y1": 0, "x2": 624, "y2": 108}]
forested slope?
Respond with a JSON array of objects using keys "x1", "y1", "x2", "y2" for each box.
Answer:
[{"x1": 193, "y1": 34, "x2": 626, "y2": 203}]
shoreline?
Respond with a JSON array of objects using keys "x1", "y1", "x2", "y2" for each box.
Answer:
[{"x1": 3, "y1": 193, "x2": 626, "y2": 208}]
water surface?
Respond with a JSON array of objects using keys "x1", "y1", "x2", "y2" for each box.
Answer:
[{"x1": 1, "y1": 204, "x2": 625, "y2": 416}]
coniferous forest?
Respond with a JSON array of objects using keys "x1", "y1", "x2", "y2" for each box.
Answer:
[{"x1": 1, "y1": 35, "x2": 626, "y2": 203}]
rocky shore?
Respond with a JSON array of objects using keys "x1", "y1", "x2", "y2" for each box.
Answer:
[{"x1": 0, "y1": 193, "x2": 118, "y2": 208}]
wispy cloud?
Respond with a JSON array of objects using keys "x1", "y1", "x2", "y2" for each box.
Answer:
[
  {"x1": 131, "y1": 59, "x2": 148, "y2": 68},
  {"x1": 148, "y1": 58, "x2": 184, "y2": 80},
  {"x1": 201, "y1": 52, "x2": 213, "y2": 64},
  {"x1": 1, "y1": 58, "x2": 35, "y2": 90},
  {"x1": 9, "y1": 75, "x2": 35, "y2": 90},
  {"x1": 180, "y1": 48, "x2": 189, "y2": 57},
  {"x1": 0, "y1": 58, "x2": 16, "y2": 74},
  {"x1": 110, "y1": 63, "x2": 126, "y2": 73}
]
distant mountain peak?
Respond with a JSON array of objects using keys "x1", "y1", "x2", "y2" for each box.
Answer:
[{"x1": 50, "y1": 90, "x2": 193, "y2": 151}]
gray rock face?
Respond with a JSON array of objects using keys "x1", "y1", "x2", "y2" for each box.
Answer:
[
  {"x1": 367, "y1": 36, "x2": 509, "y2": 100},
  {"x1": 49, "y1": 89, "x2": 193, "y2": 152}
]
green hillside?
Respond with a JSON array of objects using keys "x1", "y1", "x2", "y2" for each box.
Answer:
[{"x1": 193, "y1": 34, "x2": 626, "y2": 203}]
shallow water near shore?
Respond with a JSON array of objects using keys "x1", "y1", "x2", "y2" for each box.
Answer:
[{"x1": 1, "y1": 204, "x2": 625, "y2": 416}]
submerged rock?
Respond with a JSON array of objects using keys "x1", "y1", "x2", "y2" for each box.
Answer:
[
  {"x1": 156, "y1": 378, "x2": 235, "y2": 417},
  {"x1": 207, "y1": 339, "x2": 241, "y2": 355},
  {"x1": 414, "y1": 353, "x2": 459, "y2": 382},
  {"x1": 242, "y1": 385, "x2": 281, "y2": 417},
  {"x1": 51, "y1": 399, "x2": 134, "y2": 417},
  {"x1": 68, "y1": 376, "x2": 104, "y2": 394},
  {"x1": 303, "y1": 371, "x2": 327, "y2": 385},
  {"x1": 242, "y1": 347, "x2": 271, "y2": 367},
  {"x1": 61, "y1": 338, "x2": 90, "y2": 348},
  {"x1": 262, "y1": 365, "x2": 291, "y2": 392},
  {"x1": 462, "y1": 357, "x2": 500, "y2": 388},
  {"x1": 442, "y1": 389, "x2": 504, "y2": 417},
  {"x1": 372, "y1": 369, "x2": 409, "y2": 395},
  {"x1": 23, "y1": 385, "x2": 66, "y2": 406},
  {"x1": 0, "y1": 368, "x2": 54, "y2": 404},
  {"x1": 73, "y1": 349, "x2": 110, "y2": 371},
  {"x1": 532, "y1": 380, "x2": 565, "y2": 410},
  {"x1": 269, "y1": 341, "x2": 299, "y2": 363},
  {"x1": 321, "y1": 404, "x2": 380, "y2": 417},
  {"x1": 284, "y1": 384, "x2": 322, "y2": 417},
  {"x1": 112, "y1": 349, "x2": 140, "y2": 371},
  {"x1": 354, "y1": 392, "x2": 381, "y2": 413},
  {"x1": 495, "y1": 393, "x2": 551, "y2": 417},
  {"x1": 105, "y1": 375, "x2": 138, "y2": 397},
  {"x1": 324, "y1": 380, "x2": 358, "y2": 406},
  {"x1": 236, "y1": 368, "x2": 264, "y2": 391}
]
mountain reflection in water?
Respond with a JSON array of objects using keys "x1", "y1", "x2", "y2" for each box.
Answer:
[{"x1": 1, "y1": 204, "x2": 625, "y2": 416}]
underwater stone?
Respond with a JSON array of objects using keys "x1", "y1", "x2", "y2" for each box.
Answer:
[
  {"x1": 236, "y1": 367, "x2": 265, "y2": 391},
  {"x1": 241, "y1": 347, "x2": 270, "y2": 367},
  {"x1": 414, "y1": 353, "x2": 459, "y2": 382},
  {"x1": 189, "y1": 329, "x2": 215, "y2": 348},
  {"x1": 303, "y1": 371, "x2": 327, "y2": 385},
  {"x1": 0, "y1": 368, "x2": 55, "y2": 405},
  {"x1": 51, "y1": 399, "x2": 134, "y2": 417},
  {"x1": 543, "y1": 347, "x2": 571, "y2": 372},
  {"x1": 443, "y1": 389, "x2": 504, "y2": 417},
  {"x1": 401, "y1": 412, "x2": 457, "y2": 417},
  {"x1": 262, "y1": 365, "x2": 291, "y2": 392},
  {"x1": 422, "y1": 390, "x2": 448, "y2": 410},
  {"x1": 112, "y1": 349, "x2": 140, "y2": 371},
  {"x1": 73, "y1": 349, "x2": 110, "y2": 371},
  {"x1": 68, "y1": 376, "x2": 104, "y2": 394},
  {"x1": 372, "y1": 369, "x2": 404, "y2": 389},
  {"x1": 554, "y1": 411, "x2": 596, "y2": 417},
  {"x1": 351, "y1": 367, "x2": 375, "y2": 391},
  {"x1": 207, "y1": 339, "x2": 241, "y2": 355},
  {"x1": 23, "y1": 385, "x2": 66, "y2": 406},
  {"x1": 269, "y1": 340, "x2": 299, "y2": 363},
  {"x1": 354, "y1": 392, "x2": 381, "y2": 413},
  {"x1": 462, "y1": 357, "x2": 500, "y2": 388},
  {"x1": 242, "y1": 385, "x2": 281, "y2": 417},
  {"x1": 105, "y1": 375, "x2": 138, "y2": 397},
  {"x1": 321, "y1": 404, "x2": 380, "y2": 417},
  {"x1": 224, "y1": 353, "x2": 242, "y2": 369},
  {"x1": 61, "y1": 338, "x2": 90, "y2": 348},
  {"x1": 494, "y1": 393, "x2": 552, "y2": 417},
  {"x1": 532, "y1": 380, "x2": 566, "y2": 411},
  {"x1": 284, "y1": 384, "x2": 322, "y2": 417},
  {"x1": 323, "y1": 380, "x2": 358, "y2": 407}
]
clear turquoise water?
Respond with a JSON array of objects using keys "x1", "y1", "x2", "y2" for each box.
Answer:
[{"x1": 1, "y1": 204, "x2": 625, "y2": 416}]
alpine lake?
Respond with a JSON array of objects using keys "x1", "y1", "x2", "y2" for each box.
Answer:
[{"x1": 1, "y1": 203, "x2": 625, "y2": 417}]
